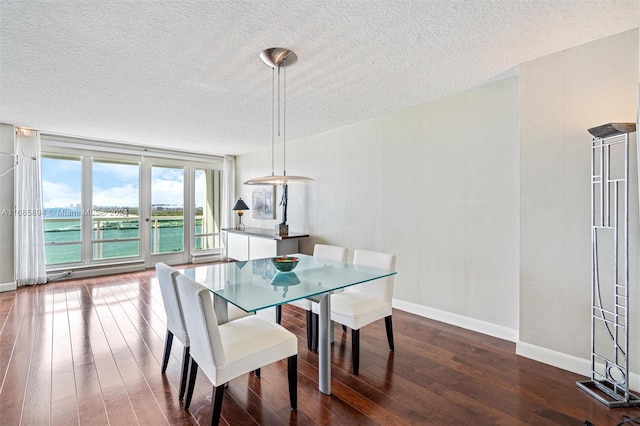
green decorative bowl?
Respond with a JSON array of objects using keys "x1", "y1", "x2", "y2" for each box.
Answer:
[
  {"x1": 271, "y1": 271, "x2": 300, "y2": 286},
  {"x1": 271, "y1": 256, "x2": 299, "y2": 272}
]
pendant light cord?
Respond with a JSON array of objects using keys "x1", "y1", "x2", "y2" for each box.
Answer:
[
  {"x1": 277, "y1": 65, "x2": 281, "y2": 138},
  {"x1": 271, "y1": 66, "x2": 275, "y2": 177},
  {"x1": 272, "y1": 58, "x2": 287, "y2": 178},
  {"x1": 283, "y1": 60, "x2": 287, "y2": 176},
  {"x1": 244, "y1": 48, "x2": 313, "y2": 185},
  {"x1": 276, "y1": 59, "x2": 287, "y2": 177}
]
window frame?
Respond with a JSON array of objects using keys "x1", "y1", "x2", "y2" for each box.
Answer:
[{"x1": 41, "y1": 135, "x2": 224, "y2": 270}]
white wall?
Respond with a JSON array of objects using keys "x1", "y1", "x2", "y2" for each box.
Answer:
[
  {"x1": 0, "y1": 124, "x2": 16, "y2": 291},
  {"x1": 236, "y1": 76, "x2": 521, "y2": 337},
  {"x1": 518, "y1": 29, "x2": 639, "y2": 373},
  {"x1": 237, "y1": 29, "x2": 640, "y2": 378}
]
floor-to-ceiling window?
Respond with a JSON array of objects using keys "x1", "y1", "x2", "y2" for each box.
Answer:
[
  {"x1": 41, "y1": 155, "x2": 82, "y2": 264},
  {"x1": 92, "y1": 159, "x2": 140, "y2": 260},
  {"x1": 150, "y1": 165, "x2": 185, "y2": 254},
  {"x1": 194, "y1": 168, "x2": 223, "y2": 251},
  {"x1": 41, "y1": 136, "x2": 224, "y2": 270}
]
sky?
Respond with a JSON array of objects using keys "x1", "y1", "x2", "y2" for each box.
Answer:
[{"x1": 41, "y1": 158, "x2": 206, "y2": 209}]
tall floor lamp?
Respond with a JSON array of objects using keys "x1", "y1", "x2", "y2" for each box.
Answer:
[{"x1": 576, "y1": 122, "x2": 639, "y2": 407}]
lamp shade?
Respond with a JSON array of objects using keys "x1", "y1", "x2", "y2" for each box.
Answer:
[
  {"x1": 587, "y1": 122, "x2": 636, "y2": 139},
  {"x1": 244, "y1": 174, "x2": 315, "y2": 185},
  {"x1": 232, "y1": 198, "x2": 250, "y2": 211}
]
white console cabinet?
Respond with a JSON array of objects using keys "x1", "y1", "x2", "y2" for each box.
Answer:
[{"x1": 223, "y1": 228, "x2": 309, "y2": 261}]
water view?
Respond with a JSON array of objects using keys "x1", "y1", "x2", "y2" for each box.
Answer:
[
  {"x1": 41, "y1": 159, "x2": 223, "y2": 265},
  {"x1": 44, "y1": 208, "x2": 209, "y2": 264}
]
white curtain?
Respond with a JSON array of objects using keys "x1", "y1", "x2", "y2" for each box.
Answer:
[
  {"x1": 15, "y1": 129, "x2": 46, "y2": 285},
  {"x1": 222, "y1": 155, "x2": 236, "y2": 229},
  {"x1": 221, "y1": 155, "x2": 236, "y2": 259}
]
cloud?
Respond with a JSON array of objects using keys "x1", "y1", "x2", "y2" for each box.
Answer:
[
  {"x1": 152, "y1": 167, "x2": 184, "y2": 206},
  {"x1": 93, "y1": 183, "x2": 139, "y2": 207},
  {"x1": 42, "y1": 160, "x2": 209, "y2": 208},
  {"x1": 42, "y1": 180, "x2": 81, "y2": 208},
  {"x1": 94, "y1": 161, "x2": 140, "y2": 182}
]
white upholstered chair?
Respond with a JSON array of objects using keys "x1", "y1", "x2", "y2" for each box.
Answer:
[
  {"x1": 329, "y1": 249, "x2": 396, "y2": 375},
  {"x1": 155, "y1": 262, "x2": 191, "y2": 400},
  {"x1": 156, "y1": 262, "x2": 251, "y2": 402},
  {"x1": 176, "y1": 273, "x2": 298, "y2": 425},
  {"x1": 276, "y1": 244, "x2": 348, "y2": 350}
]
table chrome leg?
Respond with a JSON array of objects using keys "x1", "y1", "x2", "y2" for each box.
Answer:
[
  {"x1": 318, "y1": 293, "x2": 331, "y2": 395},
  {"x1": 213, "y1": 294, "x2": 229, "y2": 324}
]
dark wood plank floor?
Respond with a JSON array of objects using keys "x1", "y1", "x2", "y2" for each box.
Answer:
[{"x1": 1, "y1": 266, "x2": 639, "y2": 425}]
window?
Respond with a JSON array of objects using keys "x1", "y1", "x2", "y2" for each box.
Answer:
[
  {"x1": 151, "y1": 166, "x2": 184, "y2": 254},
  {"x1": 194, "y1": 168, "x2": 223, "y2": 251},
  {"x1": 41, "y1": 136, "x2": 225, "y2": 269},
  {"x1": 92, "y1": 160, "x2": 140, "y2": 260},
  {"x1": 42, "y1": 156, "x2": 82, "y2": 264}
]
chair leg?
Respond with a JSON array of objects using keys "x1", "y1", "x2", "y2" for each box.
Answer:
[
  {"x1": 210, "y1": 384, "x2": 225, "y2": 426},
  {"x1": 287, "y1": 355, "x2": 297, "y2": 411},
  {"x1": 352, "y1": 328, "x2": 360, "y2": 375},
  {"x1": 161, "y1": 329, "x2": 174, "y2": 373},
  {"x1": 184, "y1": 357, "x2": 199, "y2": 411},
  {"x1": 305, "y1": 310, "x2": 313, "y2": 350},
  {"x1": 179, "y1": 346, "x2": 190, "y2": 400},
  {"x1": 276, "y1": 305, "x2": 282, "y2": 324},
  {"x1": 311, "y1": 313, "x2": 319, "y2": 352},
  {"x1": 384, "y1": 315, "x2": 394, "y2": 351}
]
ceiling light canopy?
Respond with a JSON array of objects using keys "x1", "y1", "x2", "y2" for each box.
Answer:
[
  {"x1": 259, "y1": 47, "x2": 298, "y2": 68},
  {"x1": 244, "y1": 48, "x2": 314, "y2": 186}
]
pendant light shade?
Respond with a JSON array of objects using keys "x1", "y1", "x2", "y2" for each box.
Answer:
[
  {"x1": 244, "y1": 48, "x2": 314, "y2": 186},
  {"x1": 244, "y1": 175, "x2": 315, "y2": 185}
]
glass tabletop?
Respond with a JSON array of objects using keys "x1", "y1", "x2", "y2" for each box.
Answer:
[{"x1": 180, "y1": 253, "x2": 397, "y2": 312}]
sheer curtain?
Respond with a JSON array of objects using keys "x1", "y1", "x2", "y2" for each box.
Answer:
[
  {"x1": 221, "y1": 155, "x2": 236, "y2": 258},
  {"x1": 15, "y1": 128, "x2": 46, "y2": 285},
  {"x1": 222, "y1": 155, "x2": 236, "y2": 229}
]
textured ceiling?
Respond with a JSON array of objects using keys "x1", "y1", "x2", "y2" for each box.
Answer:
[{"x1": 0, "y1": 0, "x2": 638, "y2": 156}]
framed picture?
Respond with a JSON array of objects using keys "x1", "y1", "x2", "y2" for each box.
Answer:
[{"x1": 252, "y1": 187, "x2": 275, "y2": 219}]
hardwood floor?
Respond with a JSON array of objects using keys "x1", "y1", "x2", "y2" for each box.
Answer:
[{"x1": 1, "y1": 267, "x2": 639, "y2": 425}]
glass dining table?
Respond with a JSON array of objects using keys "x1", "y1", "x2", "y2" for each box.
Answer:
[{"x1": 181, "y1": 253, "x2": 397, "y2": 395}]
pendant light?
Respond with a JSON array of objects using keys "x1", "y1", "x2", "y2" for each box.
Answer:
[{"x1": 244, "y1": 48, "x2": 314, "y2": 185}]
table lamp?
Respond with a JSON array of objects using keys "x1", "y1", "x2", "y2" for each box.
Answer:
[{"x1": 232, "y1": 198, "x2": 250, "y2": 231}]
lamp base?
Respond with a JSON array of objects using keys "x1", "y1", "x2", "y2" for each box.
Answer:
[
  {"x1": 276, "y1": 223, "x2": 288, "y2": 236},
  {"x1": 235, "y1": 222, "x2": 245, "y2": 231}
]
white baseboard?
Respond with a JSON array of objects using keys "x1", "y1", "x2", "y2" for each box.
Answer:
[
  {"x1": 0, "y1": 281, "x2": 16, "y2": 292},
  {"x1": 392, "y1": 299, "x2": 519, "y2": 342},
  {"x1": 516, "y1": 341, "x2": 640, "y2": 392},
  {"x1": 190, "y1": 252, "x2": 223, "y2": 264},
  {"x1": 516, "y1": 341, "x2": 590, "y2": 377},
  {"x1": 393, "y1": 299, "x2": 640, "y2": 392},
  {"x1": 47, "y1": 260, "x2": 145, "y2": 281}
]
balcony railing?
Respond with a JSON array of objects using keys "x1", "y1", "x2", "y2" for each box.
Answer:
[{"x1": 44, "y1": 215, "x2": 220, "y2": 264}]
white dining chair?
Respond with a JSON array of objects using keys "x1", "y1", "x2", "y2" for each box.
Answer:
[
  {"x1": 176, "y1": 273, "x2": 298, "y2": 425},
  {"x1": 276, "y1": 244, "x2": 348, "y2": 351},
  {"x1": 156, "y1": 262, "x2": 191, "y2": 400},
  {"x1": 329, "y1": 249, "x2": 396, "y2": 375}
]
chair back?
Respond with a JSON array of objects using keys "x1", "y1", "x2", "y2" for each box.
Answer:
[
  {"x1": 350, "y1": 249, "x2": 396, "y2": 303},
  {"x1": 313, "y1": 244, "x2": 348, "y2": 262},
  {"x1": 156, "y1": 262, "x2": 189, "y2": 346},
  {"x1": 175, "y1": 274, "x2": 226, "y2": 376}
]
